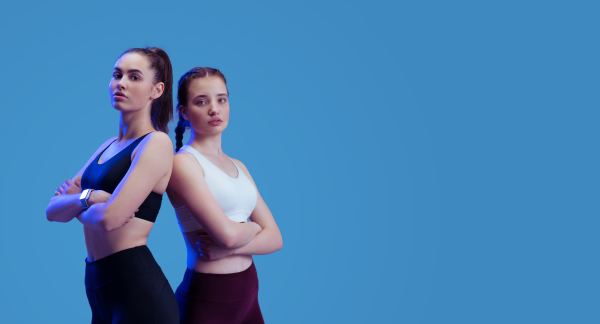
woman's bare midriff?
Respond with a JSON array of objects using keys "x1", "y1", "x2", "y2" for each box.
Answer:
[
  {"x1": 182, "y1": 231, "x2": 253, "y2": 274},
  {"x1": 84, "y1": 218, "x2": 153, "y2": 261}
]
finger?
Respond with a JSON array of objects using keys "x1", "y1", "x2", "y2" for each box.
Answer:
[
  {"x1": 196, "y1": 229, "x2": 208, "y2": 235},
  {"x1": 67, "y1": 179, "x2": 74, "y2": 185},
  {"x1": 54, "y1": 191, "x2": 61, "y2": 196},
  {"x1": 198, "y1": 249, "x2": 208, "y2": 259},
  {"x1": 198, "y1": 234, "x2": 212, "y2": 243}
]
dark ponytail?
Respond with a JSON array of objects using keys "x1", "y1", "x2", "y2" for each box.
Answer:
[
  {"x1": 120, "y1": 47, "x2": 174, "y2": 133},
  {"x1": 175, "y1": 67, "x2": 227, "y2": 152}
]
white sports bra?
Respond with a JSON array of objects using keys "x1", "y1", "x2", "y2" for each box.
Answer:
[{"x1": 174, "y1": 145, "x2": 258, "y2": 233}]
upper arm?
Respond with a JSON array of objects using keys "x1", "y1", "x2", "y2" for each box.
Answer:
[
  {"x1": 102, "y1": 132, "x2": 173, "y2": 221},
  {"x1": 168, "y1": 153, "x2": 244, "y2": 244},
  {"x1": 71, "y1": 136, "x2": 118, "y2": 183},
  {"x1": 232, "y1": 159, "x2": 279, "y2": 230}
]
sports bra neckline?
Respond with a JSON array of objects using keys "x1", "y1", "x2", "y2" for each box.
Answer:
[
  {"x1": 181, "y1": 145, "x2": 240, "y2": 179},
  {"x1": 97, "y1": 132, "x2": 153, "y2": 165}
]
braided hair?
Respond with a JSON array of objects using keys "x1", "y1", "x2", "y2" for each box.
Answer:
[{"x1": 175, "y1": 67, "x2": 227, "y2": 152}]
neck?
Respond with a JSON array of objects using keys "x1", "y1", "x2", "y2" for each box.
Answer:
[
  {"x1": 118, "y1": 108, "x2": 156, "y2": 142},
  {"x1": 188, "y1": 131, "x2": 223, "y2": 156}
]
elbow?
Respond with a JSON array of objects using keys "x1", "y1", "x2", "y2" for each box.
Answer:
[
  {"x1": 222, "y1": 240, "x2": 238, "y2": 249},
  {"x1": 95, "y1": 205, "x2": 128, "y2": 232},
  {"x1": 218, "y1": 228, "x2": 244, "y2": 249},
  {"x1": 220, "y1": 233, "x2": 239, "y2": 249},
  {"x1": 92, "y1": 209, "x2": 119, "y2": 232},
  {"x1": 98, "y1": 221, "x2": 115, "y2": 232},
  {"x1": 46, "y1": 198, "x2": 60, "y2": 222},
  {"x1": 97, "y1": 214, "x2": 120, "y2": 232},
  {"x1": 274, "y1": 235, "x2": 283, "y2": 252},
  {"x1": 46, "y1": 207, "x2": 63, "y2": 223},
  {"x1": 46, "y1": 210, "x2": 56, "y2": 222}
]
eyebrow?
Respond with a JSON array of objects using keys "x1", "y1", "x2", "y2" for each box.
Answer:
[
  {"x1": 113, "y1": 67, "x2": 144, "y2": 75},
  {"x1": 193, "y1": 93, "x2": 229, "y2": 100}
]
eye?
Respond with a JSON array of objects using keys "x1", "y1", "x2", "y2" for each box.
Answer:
[
  {"x1": 131, "y1": 75, "x2": 140, "y2": 81},
  {"x1": 219, "y1": 98, "x2": 227, "y2": 103},
  {"x1": 112, "y1": 72, "x2": 122, "y2": 79}
]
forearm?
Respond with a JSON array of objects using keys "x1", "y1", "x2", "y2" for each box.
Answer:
[
  {"x1": 81, "y1": 203, "x2": 111, "y2": 231},
  {"x1": 223, "y1": 222, "x2": 263, "y2": 248},
  {"x1": 232, "y1": 226, "x2": 282, "y2": 256},
  {"x1": 46, "y1": 194, "x2": 84, "y2": 223}
]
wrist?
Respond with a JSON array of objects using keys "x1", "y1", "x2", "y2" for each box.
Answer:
[
  {"x1": 87, "y1": 191, "x2": 97, "y2": 206},
  {"x1": 79, "y1": 189, "x2": 94, "y2": 210}
]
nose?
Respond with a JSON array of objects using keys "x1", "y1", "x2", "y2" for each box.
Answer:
[
  {"x1": 208, "y1": 104, "x2": 219, "y2": 116},
  {"x1": 116, "y1": 80, "x2": 126, "y2": 91}
]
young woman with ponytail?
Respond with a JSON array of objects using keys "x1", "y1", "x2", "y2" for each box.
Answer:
[
  {"x1": 166, "y1": 67, "x2": 282, "y2": 323},
  {"x1": 46, "y1": 47, "x2": 179, "y2": 323}
]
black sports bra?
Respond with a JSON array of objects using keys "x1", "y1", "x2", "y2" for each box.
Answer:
[{"x1": 81, "y1": 132, "x2": 162, "y2": 223}]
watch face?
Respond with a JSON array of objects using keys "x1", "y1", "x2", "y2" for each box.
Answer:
[{"x1": 80, "y1": 189, "x2": 89, "y2": 200}]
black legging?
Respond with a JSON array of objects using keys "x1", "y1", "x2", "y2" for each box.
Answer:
[{"x1": 85, "y1": 245, "x2": 179, "y2": 324}]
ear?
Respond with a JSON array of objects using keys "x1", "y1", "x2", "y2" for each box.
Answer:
[
  {"x1": 151, "y1": 82, "x2": 165, "y2": 100},
  {"x1": 179, "y1": 105, "x2": 189, "y2": 120}
]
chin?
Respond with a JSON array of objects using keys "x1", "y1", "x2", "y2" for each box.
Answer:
[
  {"x1": 112, "y1": 102, "x2": 137, "y2": 113},
  {"x1": 112, "y1": 102, "x2": 126, "y2": 111}
]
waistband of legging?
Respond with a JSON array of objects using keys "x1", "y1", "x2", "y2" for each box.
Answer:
[
  {"x1": 85, "y1": 245, "x2": 160, "y2": 289},
  {"x1": 176, "y1": 262, "x2": 258, "y2": 301}
]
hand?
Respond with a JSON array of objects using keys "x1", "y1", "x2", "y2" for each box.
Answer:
[
  {"x1": 124, "y1": 209, "x2": 140, "y2": 224},
  {"x1": 196, "y1": 230, "x2": 235, "y2": 261},
  {"x1": 55, "y1": 179, "x2": 82, "y2": 196},
  {"x1": 88, "y1": 190, "x2": 111, "y2": 206}
]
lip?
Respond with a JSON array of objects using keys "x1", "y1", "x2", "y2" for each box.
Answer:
[
  {"x1": 113, "y1": 91, "x2": 127, "y2": 100},
  {"x1": 208, "y1": 118, "x2": 222, "y2": 126}
]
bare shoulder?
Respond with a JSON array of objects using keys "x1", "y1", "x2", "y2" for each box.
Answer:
[
  {"x1": 174, "y1": 149, "x2": 195, "y2": 165},
  {"x1": 143, "y1": 131, "x2": 173, "y2": 152},
  {"x1": 131, "y1": 132, "x2": 173, "y2": 160},
  {"x1": 173, "y1": 149, "x2": 204, "y2": 175}
]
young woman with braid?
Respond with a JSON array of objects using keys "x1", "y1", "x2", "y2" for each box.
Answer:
[
  {"x1": 46, "y1": 47, "x2": 179, "y2": 323},
  {"x1": 166, "y1": 67, "x2": 283, "y2": 324}
]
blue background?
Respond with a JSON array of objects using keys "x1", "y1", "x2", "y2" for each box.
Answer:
[{"x1": 0, "y1": 1, "x2": 598, "y2": 323}]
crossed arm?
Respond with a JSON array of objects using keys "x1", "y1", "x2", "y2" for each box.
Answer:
[
  {"x1": 168, "y1": 153, "x2": 264, "y2": 249},
  {"x1": 46, "y1": 133, "x2": 173, "y2": 231},
  {"x1": 46, "y1": 137, "x2": 118, "y2": 223},
  {"x1": 196, "y1": 159, "x2": 283, "y2": 261}
]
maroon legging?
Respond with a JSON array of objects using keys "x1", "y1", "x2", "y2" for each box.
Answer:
[{"x1": 175, "y1": 262, "x2": 264, "y2": 324}]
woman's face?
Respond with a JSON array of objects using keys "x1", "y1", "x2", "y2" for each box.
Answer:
[
  {"x1": 181, "y1": 77, "x2": 230, "y2": 136},
  {"x1": 109, "y1": 53, "x2": 163, "y2": 112}
]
